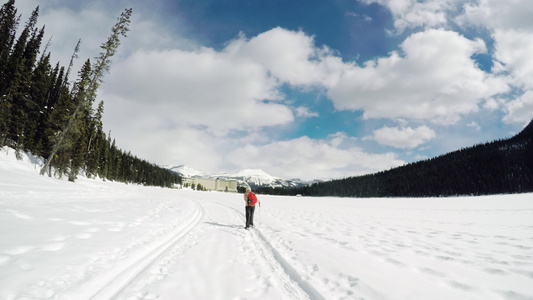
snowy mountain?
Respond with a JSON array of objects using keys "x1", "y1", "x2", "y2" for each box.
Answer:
[
  {"x1": 164, "y1": 165, "x2": 211, "y2": 178},
  {"x1": 166, "y1": 165, "x2": 309, "y2": 189},
  {"x1": 226, "y1": 169, "x2": 308, "y2": 189}
]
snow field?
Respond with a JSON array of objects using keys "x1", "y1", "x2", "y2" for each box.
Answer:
[{"x1": 1, "y1": 147, "x2": 533, "y2": 299}]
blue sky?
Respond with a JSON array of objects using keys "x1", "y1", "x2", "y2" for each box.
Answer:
[
  {"x1": 164, "y1": 1, "x2": 396, "y2": 59},
  {"x1": 7, "y1": 0, "x2": 533, "y2": 180}
]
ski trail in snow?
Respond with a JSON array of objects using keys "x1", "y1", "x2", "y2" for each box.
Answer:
[
  {"x1": 253, "y1": 228, "x2": 326, "y2": 300},
  {"x1": 115, "y1": 198, "x2": 315, "y2": 300},
  {"x1": 214, "y1": 200, "x2": 325, "y2": 300},
  {"x1": 61, "y1": 200, "x2": 205, "y2": 300}
]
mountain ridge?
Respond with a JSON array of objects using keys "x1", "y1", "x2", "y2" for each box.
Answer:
[{"x1": 164, "y1": 165, "x2": 311, "y2": 189}]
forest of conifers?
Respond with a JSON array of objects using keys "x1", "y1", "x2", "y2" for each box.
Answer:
[
  {"x1": 0, "y1": 1, "x2": 180, "y2": 187},
  {"x1": 257, "y1": 120, "x2": 533, "y2": 197}
]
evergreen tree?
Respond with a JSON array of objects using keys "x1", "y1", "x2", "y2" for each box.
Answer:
[
  {"x1": 85, "y1": 100, "x2": 104, "y2": 177},
  {"x1": 40, "y1": 8, "x2": 132, "y2": 176},
  {"x1": 0, "y1": 2, "x2": 179, "y2": 187},
  {"x1": 0, "y1": 0, "x2": 18, "y2": 94},
  {"x1": 28, "y1": 52, "x2": 53, "y2": 155},
  {"x1": 2, "y1": 7, "x2": 42, "y2": 150}
]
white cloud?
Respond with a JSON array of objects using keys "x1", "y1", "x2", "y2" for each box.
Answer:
[
  {"x1": 483, "y1": 98, "x2": 500, "y2": 111},
  {"x1": 455, "y1": 0, "x2": 533, "y2": 125},
  {"x1": 492, "y1": 29, "x2": 533, "y2": 90},
  {"x1": 294, "y1": 107, "x2": 319, "y2": 118},
  {"x1": 226, "y1": 28, "x2": 348, "y2": 88},
  {"x1": 14, "y1": 0, "x2": 196, "y2": 82},
  {"x1": 87, "y1": 25, "x2": 368, "y2": 180},
  {"x1": 327, "y1": 29, "x2": 508, "y2": 125},
  {"x1": 503, "y1": 91, "x2": 533, "y2": 124},
  {"x1": 226, "y1": 135, "x2": 405, "y2": 181},
  {"x1": 10, "y1": 1, "x2": 113, "y2": 72},
  {"x1": 365, "y1": 125, "x2": 436, "y2": 149},
  {"x1": 361, "y1": 0, "x2": 459, "y2": 32},
  {"x1": 103, "y1": 47, "x2": 292, "y2": 134},
  {"x1": 101, "y1": 27, "x2": 355, "y2": 136},
  {"x1": 459, "y1": 0, "x2": 533, "y2": 89},
  {"x1": 459, "y1": 0, "x2": 533, "y2": 32},
  {"x1": 467, "y1": 121, "x2": 481, "y2": 131},
  {"x1": 100, "y1": 94, "x2": 252, "y2": 172}
]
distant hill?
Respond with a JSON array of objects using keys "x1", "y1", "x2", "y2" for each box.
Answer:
[
  {"x1": 266, "y1": 119, "x2": 533, "y2": 197},
  {"x1": 165, "y1": 165, "x2": 309, "y2": 190}
]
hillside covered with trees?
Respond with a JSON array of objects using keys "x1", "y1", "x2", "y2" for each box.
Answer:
[
  {"x1": 0, "y1": 1, "x2": 180, "y2": 187},
  {"x1": 257, "y1": 119, "x2": 533, "y2": 197}
]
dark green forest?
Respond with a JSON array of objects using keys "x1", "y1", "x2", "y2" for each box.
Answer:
[
  {"x1": 257, "y1": 120, "x2": 533, "y2": 197},
  {"x1": 0, "y1": 1, "x2": 180, "y2": 187}
]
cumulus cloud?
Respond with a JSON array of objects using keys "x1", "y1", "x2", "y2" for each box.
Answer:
[
  {"x1": 225, "y1": 28, "x2": 347, "y2": 88},
  {"x1": 362, "y1": 0, "x2": 533, "y2": 127},
  {"x1": 102, "y1": 27, "x2": 354, "y2": 135},
  {"x1": 11, "y1": 1, "x2": 112, "y2": 71},
  {"x1": 365, "y1": 125, "x2": 436, "y2": 149},
  {"x1": 15, "y1": 0, "x2": 196, "y2": 76},
  {"x1": 294, "y1": 107, "x2": 319, "y2": 118},
  {"x1": 467, "y1": 121, "x2": 481, "y2": 131},
  {"x1": 492, "y1": 30, "x2": 533, "y2": 90},
  {"x1": 327, "y1": 29, "x2": 508, "y2": 124},
  {"x1": 92, "y1": 15, "x2": 513, "y2": 177},
  {"x1": 457, "y1": 0, "x2": 533, "y2": 124},
  {"x1": 226, "y1": 134, "x2": 405, "y2": 181},
  {"x1": 459, "y1": 0, "x2": 533, "y2": 32},
  {"x1": 458, "y1": 1, "x2": 533, "y2": 89},
  {"x1": 361, "y1": 0, "x2": 459, "y2": 32},
  {"x1": 98, "y1": 26, "x2": 361, "y2": 178},
  {"x1": 503, "y1": 91, "x2": 533, "y2": 124},
  {"x1": 104, "y1": 48, "x2": 291, "y2": 133}
]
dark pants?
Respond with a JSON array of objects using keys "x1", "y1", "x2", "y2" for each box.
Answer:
[{"x1": 245, "y1": 205, "x2": 256, "y2": 228}]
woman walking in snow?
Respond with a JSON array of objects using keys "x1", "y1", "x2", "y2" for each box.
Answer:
[{"x1": 244, "y1": 187, "x2": 260, "y2": 229}]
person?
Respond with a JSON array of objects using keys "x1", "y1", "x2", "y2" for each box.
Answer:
[{"x1": 244, "y1": 187, "x2": 260, "y2": 229}]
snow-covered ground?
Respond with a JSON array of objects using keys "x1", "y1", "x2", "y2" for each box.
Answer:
[{"x1": 1, "y1": 147, "x2": 533, "y2": 300}]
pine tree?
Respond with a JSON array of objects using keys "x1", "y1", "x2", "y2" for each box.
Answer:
[
  {"x1": 85, "y1": 100, "x2": 104, "y2": 177},
  {"x1": 40, "y1": 8, "x2": 132, "y2": 176},
  {"x1": 28, "y1": 52, "x2": 53, "y2": 155},
  {"x1": 2, "y1": 7, "x2": 41, "y2": 150},
  {"x1": 0, "y1": 0, "x2": 18, "y2": 146},
  {"x1": 0, "y1": 0, "x2": 18, "y2": 93}
]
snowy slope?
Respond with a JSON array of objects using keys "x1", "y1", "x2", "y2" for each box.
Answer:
[{"x1": 2, "y1": 147, "x2": 533, "y2": 299}]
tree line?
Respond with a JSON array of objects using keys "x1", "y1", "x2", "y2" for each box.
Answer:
[
  {"x1": 0, "y1": 1, "x2": 180, "y2": 187},
  {"x1": 257, "y1": 119, "x2": 533, "y2": 197}
]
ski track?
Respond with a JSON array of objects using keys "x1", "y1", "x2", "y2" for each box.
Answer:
[
  {"x1": 215, "y1": 200, "x2": 323, "y2": 300},
  {"x1": 61, "y1": 199, "x2": 206, "y2": 299},
  {"x1": 253, "y1": 222, "x2": 326, "y2": 300},
  {"x1": 112, "y1": 198, "x2": 321, "y2": 300}
]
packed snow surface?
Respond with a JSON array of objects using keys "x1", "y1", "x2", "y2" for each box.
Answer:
[{"x1": 1, "y1": 147, "x2": 533, "y2": 300}]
